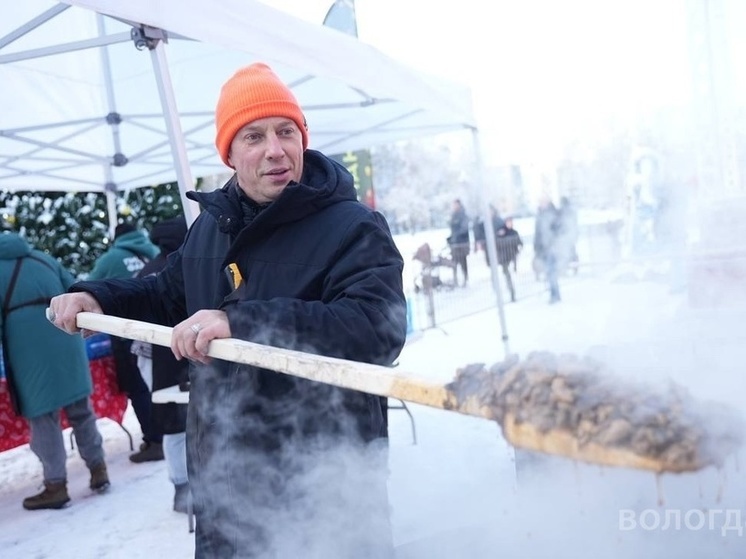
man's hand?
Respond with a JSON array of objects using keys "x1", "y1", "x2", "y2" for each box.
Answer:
[
  {"x1": 47, "y1": 292, "x2": 103, "y2": 336},
  {"x1": 171, "y1": 309, "x2": 231, "y2": 365}
]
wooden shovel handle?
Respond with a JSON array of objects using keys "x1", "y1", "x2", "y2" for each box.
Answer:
[{"x1": 75, "y1": 312, "x2": 470, "y2": 415}]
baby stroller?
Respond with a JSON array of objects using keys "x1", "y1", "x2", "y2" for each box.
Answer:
[{"x1": 412, "y1": 242, "x2": 457, "y2": 293}]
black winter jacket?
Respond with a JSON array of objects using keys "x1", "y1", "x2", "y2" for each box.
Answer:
[
  {"x1": 74, "y1": 148, "x2": 406, "y2": 434},
  {"x1": 72, "y1": 150, "x2": 407, "y2": 556}
]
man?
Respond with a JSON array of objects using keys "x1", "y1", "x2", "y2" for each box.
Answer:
[
  {"x1": 474, "y1": 205, "x2": 505, "y2": 267},
  {"x1": 534, "y1": 194, "x2": 562, "y2": 304},
  {"x1": 48, "y1": 63, "x2": 407, "y2": 558},
  {"x1": 89, "y1": 223, "x2": 163, "y2": 463},
  {"x1": 557, "y1": 196, "x2": 580, "y2": 275},
  {"x1": 447, "y1": 198, "x2": 470, "y2": 286},
  {"x1": 472, "y1": 214, "x2": 486, "y2": 260},
  {"x1": 495, "y1": 217, "x2": 523, "y2": 302},
  {"x1": 0, "y1": 232, "x2": 109, "y2": 510},
  {"x1": 87, "y1": 223, "x2": 159, "y2": 281}
]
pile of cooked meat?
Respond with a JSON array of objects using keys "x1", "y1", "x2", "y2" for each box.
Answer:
[{"x1": 445, "y1": 351, "x2": 744, "y2": 472}]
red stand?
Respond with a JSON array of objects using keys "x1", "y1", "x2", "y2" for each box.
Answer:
[{"x1": 0, "y1": 356, "x2": 130, "y2": 453}]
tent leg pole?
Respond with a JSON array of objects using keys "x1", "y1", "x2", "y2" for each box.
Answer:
[
  {"x1": 149, "y1": 37, "x2": 200, "y2": 226},
  {"x1": 471, "y1": 127, "x2": 511, "y2": 358}
]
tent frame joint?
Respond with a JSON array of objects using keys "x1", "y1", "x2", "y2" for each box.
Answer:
[{"x1": 130, "y1": 25, "x2": 167, "y2": 51}]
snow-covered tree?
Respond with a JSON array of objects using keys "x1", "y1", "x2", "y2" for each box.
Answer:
[{"x1": 0, "y1": 180, "x2": 191, "y2": 278}]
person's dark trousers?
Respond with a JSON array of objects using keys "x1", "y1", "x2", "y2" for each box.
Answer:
[
  {"x1": 500, "y1": 264, "x2": 516, "y2": 302},
  {"x1": 110, "y1": 336, "x2": 162, "y2": 445},
  {"x1": 128, "y1": 373, "x2": 162, "y2": 444},
  {"x1": 450, "y1": 244, "x2": 469, "y2": 286}
]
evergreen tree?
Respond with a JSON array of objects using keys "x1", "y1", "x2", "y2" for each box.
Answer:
[
  {"x1": 126, "y1": 181, "x2": 187, "y2": 230},
  {"x1": 0, "y1": 179, "x2": 195, "y2": 278},
  {"x1": 2, "y1": 190, "x2": 110, "y2": 278}
]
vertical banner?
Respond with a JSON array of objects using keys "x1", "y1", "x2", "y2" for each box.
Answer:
[
  {"x1": 331, "y1": 150, "x2": 375, "y2": 208},
  {"x1": 323, "y1": 1, "x2": 377, "y2": 208}
]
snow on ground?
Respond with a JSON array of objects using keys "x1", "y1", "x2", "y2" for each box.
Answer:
[{"x1": 1, "y1": 262, "x2": 745, "y2": 558}]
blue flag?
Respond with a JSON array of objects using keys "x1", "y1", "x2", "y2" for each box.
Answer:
[{"x1": 322, "y1": 0, "x2": 358, "y2": 37}]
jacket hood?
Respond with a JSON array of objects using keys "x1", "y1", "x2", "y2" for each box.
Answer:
[
  {"x1": 149, "y1": 216, "x2": 187, "y2": 254},
  {"x1": 112, "y1": 230, "x2": 159, "y2": 259},
  {"x1": 187, "y1": 149, "x2": 355, "y2": 237},
  {"x1": 0, "y1": 232, "x2": 32, "y2": 260}
]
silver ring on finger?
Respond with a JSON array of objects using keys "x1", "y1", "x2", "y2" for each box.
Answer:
[
  {"x1": 190, "y1": 323, "x2": 202, "y2": 335},
  {"x1": 46, "y1": 308, "x2": 56, "y2": 322}
]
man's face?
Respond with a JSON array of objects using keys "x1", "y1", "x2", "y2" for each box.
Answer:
[{"x1": 227, "y1": 116, "x2": 304, "y2": 203}]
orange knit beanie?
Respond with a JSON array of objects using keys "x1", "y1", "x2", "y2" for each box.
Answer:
[{"x1": 215, "y1": 63, "x2": 309, "y2": 166}]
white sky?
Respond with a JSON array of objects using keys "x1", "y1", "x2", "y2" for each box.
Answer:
[{"x1": 261, "y1": 0, "x2": 696, "y2": 164}]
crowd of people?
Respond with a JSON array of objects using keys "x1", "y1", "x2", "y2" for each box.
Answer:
[
  {"x1": 437, "y1": 193, "x2": 578, "y2": 305},
  {"x1": 0, "y1": 217, "x2": 187, "y2": 512}
]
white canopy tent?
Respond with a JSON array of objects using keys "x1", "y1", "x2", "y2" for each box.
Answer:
[
  {"x1": 0, "y1": 0, "x2": 510, "y2": 355},
  {"x1": 0, "y1": 0, "x2": 476, "y2": 228}
]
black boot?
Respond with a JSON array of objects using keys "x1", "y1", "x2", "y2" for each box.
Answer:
[
  {"x1": 23, "y1": 481, "x2": 70, "y2": 510},
  {"x1": 129, "y1": 441, "x2": 164, "y2": 463}
]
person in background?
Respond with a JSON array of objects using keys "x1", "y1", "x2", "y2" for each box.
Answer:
[
  {"x1": 472, "y1": 205, "x2": 505, "y2": 267},
  {"x1": 88, "y1": 222, "x2": 162, "y2": 463},
  {"x1": 0, "y1": 232, "x2": 109, "y2": 510},
  {"x1": 130, "y1": 215, "x2": 191, "y2": 514},
  {"x1": 472, "y1": 214, "x2": 486, "y2": 263},
  {"x1": 534, "y1": 194, "x2": 562, "y2": 304},
  {"x1": 490, "y1": 204, "x2": 506, "y2": 236},
  {"x1": 447, "y1": 198, "x2": 470, "y2": 286},
  {"x1": 495, "y1": 217, "x2": 523, "y2": 302},
  {"x1": 557, "y1": 195, "x2": 580, "y2": 275},
  {"x1": 48, "y1": 62, "x2": 407, "y2": 558},
  {"x1": 87, "y1": 224, "x2": 159, "y2": 281}
]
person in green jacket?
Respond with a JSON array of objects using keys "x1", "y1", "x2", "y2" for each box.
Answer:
[
  {"x1": 0, "y1": 232, "x2": 109, "y2": 510},
  {"x1": 89, "y1": 223, "x2": 164, "y2": 463},
  {"x1": 88, "y1": 223, "x2": 160, "y2": 280}
]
